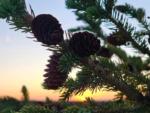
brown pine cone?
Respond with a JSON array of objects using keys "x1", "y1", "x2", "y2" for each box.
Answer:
[
  {"x1": 43, "y1": 53, "x2": 67, "y2": 89},
  {"x1": 31, "y1": 14, "x2": 64, "y2": 45},
  {"x1": 69, "y1": 31, "x2": 100, "y2": 57}
]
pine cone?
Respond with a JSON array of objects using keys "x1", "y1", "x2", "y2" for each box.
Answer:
[
  {"x1": 31, "y1": 14, "x2": 64, "y2": 45},
  {"x1": 43, "y1": 53, "x2": 67, "y2": 89},
  {"x1": 96, "y1": 47, "x2": 113, "y2": 58},
  {"x1": 107, "y1": 32, "x2": 127, "y2": 46},
  {"x1": 69, "y1": 31, "x2": 100, "y2": 57}
]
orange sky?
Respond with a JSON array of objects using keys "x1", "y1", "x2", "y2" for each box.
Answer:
[
  {"x1": 0, "y1": 87, "x2": 116, "y2": 102},
  {"x1": 0, "y1": 66, "x2": 116, "y2": 101}
]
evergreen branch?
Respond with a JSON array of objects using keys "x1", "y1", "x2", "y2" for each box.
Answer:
[
  {"x1": 135, "y1": 19, "x2": 150, "y2": 47},
  {"x1": 140, "y1": 19, "x2": 150, "y2": 32},
  {"x1": 60, "y1": 66, "x2": 109, "y2": 100},
  {"x1": 113, "y1": 5, "x2": 150, "y2": 55},
  {"x1": 43, "y1": 0, "x2": 150, "y2": 103},
  {"x1": 0, "y1": 0, "x2": 26, "y2": 18},
  {"x1": 127, "y1": 56, "x2": 144, "y2": 72},
  {"x1": 62, "y1": 56, "x2": 146, "y2": 101},
  {"x1": 0, "y1": 0, "x2": 34, "y2": 32},
  {"x1": 60, "y1": 79, "x2": 76, "y2": 101},
  {"x1": 104, "y1": 0, "x2": 117, "y2": 15},
  {"x1": 74, "y1": 66, "x2": 111, "y2": 92},
  {"x1": 60, "y1": 74, "x2": 94, "y2": 101},
  {"x1": 65, "y1": 0, "x2": 97, "y2": 10},
  {"x1": 109, "y1": 14, "x2": 150, "y2": 56},
  {"x1": 66, "y1": 0, "x2": 106, "y2": 38},
  {"x1": 123, "y1": 70, "x2": 150, "y2": 97},
  {"x1": 83, "y1": 58, "x2": 144, "y2": 102},
  {"x1": 108, "y1": 45, "x2": 128, "y2": 62},
  {"x1": 96, "y1": 57, "x2": 146, "y2": 90},
  {"x1": 143, "y1": 58, "x2": 150, "y2": 71},
  {"x1": 59, "y1": 52, "x2": 80, "y2": 73},
  {"x1": 134, "y1": 30, "x2": 150, "y2": 37},
  {"x1": 114, "y1": 3, "x2": 145, "y2": 22},
  {"x1": 130, "y1": 36, "x2": 150, "y2": 56},
  {"x1": 111, "y1": 10, "x2": 135, "y2": 35},
  {"x1": 96, "y1": 56, "x2": 117, "y2": 70},
  {"x1": 115, "y1": 61, "x2": 150, "y2": 95},
  {"x1": 68, "y1": 26, "x2": 92, "y2": 32},
  {"x1": 74, "y1": 9, "x2": 104, "y2": 37},
  {"x1": 66, "y1": 0, "x2": 150, "y2": 55}
]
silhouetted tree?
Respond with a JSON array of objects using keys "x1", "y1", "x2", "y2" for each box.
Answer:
[{"x1": 21, "y1": 85, "x2": 29, "y2": 103}]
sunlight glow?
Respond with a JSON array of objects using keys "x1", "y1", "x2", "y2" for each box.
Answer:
[
  {"x1": 70, "y1": 90, "x2": 117, "y2": 102},
  {"x1": 73, "y1": 90, "x2": 93, "y2": 101}
]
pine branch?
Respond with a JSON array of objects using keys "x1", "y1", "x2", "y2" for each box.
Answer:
[
  {"x1": 59, "y1": 52, "x2": 80, "y2": 73},
  {"x1": 104, "y1": 0, "x2": 117, "y2": 15},
  {"x1": 96, "y1": 57, "x2": 148, "y2": 90},
  {"x1": 63, "y1": 1, "x2": 150, "y2": 102},
  {"x1": 114, "y1": 3, "x2": 145, "y2": 22},
  {"x1": 111, "y1": 10, "x2": 135, "y2": 34},
  {"x1": 66, "y1": 0, "x2": 106, "y2": 38},
  {"x1": 68, "y1": 26, "x2": 92, "y2": 32},
  {"x1": 83, "y1": 58, "x2": 144, "y2": 102},
  {"x1": 66, "y1": 0, "x2": 97, "y2": 10},
  {"x1": 108, "y1": 14, "x2": 150, "y2": 56},
  {"x1": 127, "y1": 56, "x2": 144, "y2": 72},
  {"x1": 0, "y1": 0, "x2": 34, "y2": 32},
  {"x1": 143, "y1": 58, "x2": 150, "y2": 71},
  {"x1": 61, "y1": 56, "x2": 148, "y2": 101},
  {"x1": 96, "y1": 56, "x2": 116, "y2": 70},
  {"x1": 112, "y1": 8, "x2": 150, "y2": 56},
  {"x1": 74, "y1": 9, "x2": 103, "y2": 37},
  {"x1": 61, "y1": 66, "x2": 108, "y2": 100},
  {"x1": 108, "y1": 45, "x2": 128, "y2": 62}
]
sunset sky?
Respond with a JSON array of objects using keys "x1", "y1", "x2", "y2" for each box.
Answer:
[{"x1": 0, "y1": 0, "x2": 150, "y2": 102}]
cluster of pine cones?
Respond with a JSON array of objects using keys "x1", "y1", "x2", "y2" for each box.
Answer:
[{"x1": 31, "y1": 14, "x2": 126, "y2": 89}]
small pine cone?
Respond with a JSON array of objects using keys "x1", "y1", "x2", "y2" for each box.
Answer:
[
  {"x1": 96, "y1": 47, "x2": 113, "y2": 58},
  {"x1": 31, "y1": 14, "x2": 64, "y2": 45},
  {"x1": 43, "y1": 53, "x2": 67, "y2": 90},
  {"x1": 69, "y1": 31, "x2": 100, "y2": 57},
  {"x1": 107, "y1": 32, "x2": 127, "y2": 46}
]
